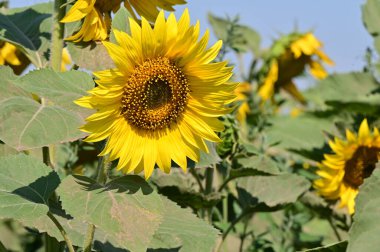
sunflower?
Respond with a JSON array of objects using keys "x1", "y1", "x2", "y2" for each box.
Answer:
[
  {"x1": 258, "y1": 32, "x2": 333, "y2": 103},
  {"x1": 0, "y1": 41, "x2": 30, "y2": 75},
  {"x1": 61, "y1": 0, "x2": 186, "y2": 42},
  {"x1": 75, "y1": 10, "x2": 236, "y2": 179},
  {"x1": 314, "y1": 119, "x2": 380, "y2": 214},
  {"x1": 234, "y1": 82, "x2": 251, "y2": 123}
]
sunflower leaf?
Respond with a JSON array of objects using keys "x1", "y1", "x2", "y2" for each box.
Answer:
[
  {"x1": 305, "y1": 72, "x2": 380, "y2": 111},
  {"x1": 266, "y1": 114, "x2": 335, "y2": 151},
  {"x1": 237, "y1": 173, "x2": 311, "y2": 209},
  {"x1": 0, "y1": 153, "x2": 60, "y2": 221},
  {"x1": 347, "y1": 167, "x2": 380, "y2": 252},
  {"x1": 57, "y1": 175, "x2": 219, "y2": 252},
  {"x1": 208, "y1": 13, "x2": 261, "y2": 55},
  {"x1": 67, "y1": 42, "x2": 115, "y2": 71},
  {"x1": 0, "y1": 3, "x2": 52, "y2": 68},
  {"x1": 0, "y1": 66, "x2": 92, "y2": 150}
]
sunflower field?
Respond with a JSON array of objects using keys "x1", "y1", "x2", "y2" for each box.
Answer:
[{"x1": 0, "y1": 0, "x2": 380, "y2": 251}]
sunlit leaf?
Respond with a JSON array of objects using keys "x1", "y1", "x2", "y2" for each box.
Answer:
[
  {"x1": 0, "y1": 67, "x2": 92, "y2": 150},
  {"x1": 347, "y1": 168, "x2": 380, "y2": 252},
  {"x1": 0, "y1": 154, "x2": 59, "y2": 221},
  {"x1": 58, "y1": 175, "x2": 219, "y2": 252},
  {"x1": 237, "y1": 173, "x2": 311, "y2": 208}
]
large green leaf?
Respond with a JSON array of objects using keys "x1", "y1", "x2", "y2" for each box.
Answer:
[
  {"x1": 266, "y1": 115, "x2": 333, "y2": 150},
  {"x1": 347, "y1": 168, "x2": 380, "y2": 252},
  {"x1": 57, "y1": 175, "x2": 219, "y2": 252},
  {"x1": 305, "y1": 72, "x2": 380, "y2": 110},
  {"x1": 237, "y1": 174, "x2": 311, "y2": 208},
  {"x1": 362, "y1": 0, "x2": 380, "y2": 35},
  {"x1": 0, "y1": 67, "x2": 93, "y2": 150},
  {"x1": 67, "y1": 42, "x2": 115, "y2": 71},
  {"x1": 0, "y1": 154, "x2": 60, "y2": 221},
  {"x1": 208, "y1": 13, "x2": 261, "y2": 55},
  {"x1": 148, "y1": 196, "x2": 219, "y2": 252},
  {"x1": 0, "y1": 3, "x2": 52, "y2": 68}
]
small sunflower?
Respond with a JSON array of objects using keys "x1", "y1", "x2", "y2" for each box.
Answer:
[
  {"x1": 61, "y1": 0, "x2": 186, "y2": 42},
  {"x1": 234, "y1": 82, "x2": 251, "y2": 123},
  {"x1": 258, "y1": 32, "x2": 333, "y2": 103},
  {"x1": 0, "y1": 41, "x2": 30, "y2": 75},
  {"x1": 76, "y1": 10, "x2": 236, "y2": 179},
  {"x1": 314, "y1": 119, "x2": 380, "y2": 214}
]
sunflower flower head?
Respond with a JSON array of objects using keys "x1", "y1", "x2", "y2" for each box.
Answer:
[
  {"x1": 61, "y1": 0, "x2": 186, "y2": 42},
  {"x1": 314, "y1": 119, "x2": 380, "y2": 214},
  {"x1": 234, "y1": 82, "x2": 251, "y2": 123},
  {"x1": 0, "y1": 41, "x2": 31, "y2": 75},
  {"x1": 75, "y1": 9, "x2": 236, "y2": 179},
  {"x1": 258, "y1": 32, "x2": 333, "y2": 104}
]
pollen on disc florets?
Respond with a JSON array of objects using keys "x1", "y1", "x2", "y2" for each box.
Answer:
[
  {"x1": 343, "y1": 146, "x2": 380, "y2": 188},
  {"x1": 121, "y1": 57, "x2": 189, "y2": 131}
]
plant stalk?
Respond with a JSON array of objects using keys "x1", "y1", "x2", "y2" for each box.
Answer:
[
  {"x1": 204, "y1": 165, "x2": 215, "y2": 223},
  {"x1": 83, "y1": 155, "x2": 110, "y2": 252},
  {"x1": 47, "y1": 212, "x2": 75, "y2": 252},
  {"x1": 50, "y1": 0, "x2": 66, "y2": 71}
]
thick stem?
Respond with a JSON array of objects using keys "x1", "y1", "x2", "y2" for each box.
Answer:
[
  {"x1": 50, "y1": 0, "x2": 66, "y2": 71},
  {"x1": 47, "y1": 212, "x2": 75, "y2": 252},
  {"x1": 83, "y1": 155, "x2": 110, "y2": 252}
]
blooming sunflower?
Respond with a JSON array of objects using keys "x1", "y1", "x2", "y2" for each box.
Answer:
[
  {"x1": 75, "y1": 10, "x2": 236, "y2": 179},
  {"x1": 0, "y1": 41, "x2": 30, "y2": 75},
  {"x1": 234, "y1": 82, "x2": 251, "y2": 123},
  {"x1": 314, "y1": 119, "x2": 380, "y2": 214},
  {"x1": 61, "y1": 0, "x2": 186, "y2": 42},
  {"x1": 258, "y1": 32, "x2": 333, "y2": 103}
]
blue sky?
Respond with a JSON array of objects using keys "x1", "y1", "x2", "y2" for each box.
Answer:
[{"x1": 10, "y1": 0, "x2": 373, "y2": 73}]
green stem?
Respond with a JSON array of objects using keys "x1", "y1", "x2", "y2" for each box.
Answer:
[
  {"x1": 0, "y1": 240, "x2": 7, "y2": 252},
  {"x1": 216, "y1": 208, "x2": 254, "y2": 252},
  {"x1": 204, "y1": 166, "x2": 215, "y2": 223},
  {"x1": 189, "y1": 168, "x2": 204, "y2": 192},
  {"x1": 47, "y1": 212, "x2": 75, "y2": 252},
  {"x1": 328, "y1": 217, "x2": 342, "y2": 241},
  {"x1": 83, "y1": 155, "x2": 110, "y2": 252},
  {"x1": 50, "y1": 0, "x2": 66, "y2": 71}
]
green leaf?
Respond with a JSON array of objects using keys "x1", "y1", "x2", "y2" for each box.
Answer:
[
  {"x1": 148, "y1": 197, "x2": 219, "y2": 252},
  {"x1": 152, "y1": 169, "x2": 221, "y2": 209},
  {"x1": 236, "y1": 155, "x2": 281, "y2": 176},
  {"x1": 362, "y1": 0, "x2": 380, "y2": 36},
  {"x1": 305, "y1": 72, "x2": 380, "y2": 110},
  {"x1": 0, "y1": 3, "x2": 52, "y2": 67},
  {"x1": 193, "y1": 141, "x2": 221, "y2": 168},
  {"x1": 0, "y1": 154, "x2": 60, "y2": 221},
  {"x1": 208, "y1": 13, "x2": 261, "y2": 55},
  {"x1": 67, "y1": 42, "x2": 115, "y2": 71},
  {"x1": 57, "y1": 175, "x2": 219, "y2": 252},
  {"x1": 110, "y1": 6, "x2": 131, "y2": 41},
  {"x1": 0, "y1": 67, "x2": 93, "y2": 150},
  {"x1": 304, "y1": 241, "x2": 348, "y2": 252},
  {"x1": 266, "y1": 115, "x2": 334, "y2": 150},
  {"x1": 237, "y1": 174, "x2": 311, "y2": 208},
  {"x1": 347, "y1": 168, "x2": 380, "y2": 252}
]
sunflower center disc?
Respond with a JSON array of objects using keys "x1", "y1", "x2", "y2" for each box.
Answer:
[
  {"x1": 121, "y1": 57, "x2": 189, "y2": 131},
  {"x1": 343, "y1": 146, "x2": 380, "y2": 188}
]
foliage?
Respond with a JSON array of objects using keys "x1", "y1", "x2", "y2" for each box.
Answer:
[{"x1": 0, "y1": 0, "x2": 380, "y2": 251}]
